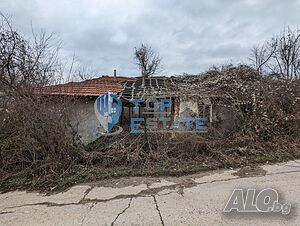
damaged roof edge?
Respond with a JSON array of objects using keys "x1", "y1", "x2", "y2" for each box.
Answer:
[{"x1": 36, "y1": 76, "x2": 136, "y2": 96}]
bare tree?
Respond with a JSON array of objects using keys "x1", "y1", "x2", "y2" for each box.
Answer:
[
  {"x1": 274, "y1": 27, "x2": 300, "y2": 79},
  {"x1": 249, "y1": 40, "x2": 276, "y2": 74},
  {"x1": 0, "y1": 13, "x2": 60, "y2": 95},
  {"x1": 250, "y1": 27, "x2": 300, "y2": 80},
  {"x1": 134, "y1": 44, "x2": 161, "y2": 77}
]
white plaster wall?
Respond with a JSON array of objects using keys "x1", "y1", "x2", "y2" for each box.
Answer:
[{"x1": 69, "y1": 98, "x2": 103, "y2": 144}]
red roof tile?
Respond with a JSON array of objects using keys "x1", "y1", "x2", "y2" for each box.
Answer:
[{"x1": 38, "y1": 76, "x2": 136, "y2": 96}]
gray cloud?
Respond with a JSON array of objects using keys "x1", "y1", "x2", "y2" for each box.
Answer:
[{"x1": 1, "y1": 0, "x2": 299, "y2": 76}]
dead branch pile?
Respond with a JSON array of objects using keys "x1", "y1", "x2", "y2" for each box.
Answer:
[
  {"x1": 174, "y1": 65, "x2": 300, "y2": 139},
  {"x1": 0, "y1": 95, "x2": 86, "y2": 179}
]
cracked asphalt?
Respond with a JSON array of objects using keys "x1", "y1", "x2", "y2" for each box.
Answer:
[{"x1": 0, "y1": 160, "x2": 300, "y2": 226}]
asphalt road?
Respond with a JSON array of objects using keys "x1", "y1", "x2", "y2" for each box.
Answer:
[{"x1": 0, "y1": 160, "x2": 300, "y2": 226}]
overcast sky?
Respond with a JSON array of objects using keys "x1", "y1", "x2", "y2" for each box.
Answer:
[{"x1": 1, "y1": 0, "x2": 299, "y2": 77}]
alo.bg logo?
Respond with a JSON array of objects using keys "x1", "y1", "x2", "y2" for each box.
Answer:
[
  {"x1": 224, "y1": 188, "x2": 291, "y2": 215},
  {"x1": 93, "y1": 92, "x2": 122, "y2": 135}
]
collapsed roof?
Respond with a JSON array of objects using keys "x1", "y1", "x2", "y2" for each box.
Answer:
[{"x1": 121, "y1": 76, "x2": 177, "y2": 100}]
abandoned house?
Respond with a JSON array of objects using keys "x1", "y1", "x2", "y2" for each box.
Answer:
[{"x1": 38, "y1": 73, "x2": 228, "y2": 144}]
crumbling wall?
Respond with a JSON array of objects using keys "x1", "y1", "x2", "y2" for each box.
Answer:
[
  {"x1": 174, "y1": 96, "x2": 212, "y2": 122},
  {"x1": 178, "y1": 98, "x2": 199, "y2": 118}
]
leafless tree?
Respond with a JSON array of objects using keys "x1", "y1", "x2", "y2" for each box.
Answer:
[
  {"x1": 249, "y1": 40, "x2": 276, "y2": 74},
  {"x1": 250, "y1": 27, "x2": 300, "y2": 79},
  {"x1": 0, "y1": 13, "x2": 60, "y2": 96},
  {"x1": 134, "y1": 44, "x2": 161, "y2": 77},
  {"x1": 274, "y1": 27, "x2": 300, "y2": 79}
]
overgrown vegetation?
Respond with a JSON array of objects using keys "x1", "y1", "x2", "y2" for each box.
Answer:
[
  {"x1": 87, "y1": 65, "x2": 300, "y2": 171},
  {"x1": 0, "y1": 16, "x2": 88, "y2": 191},
  {"x1": 0, "y1": 18, "x2": 299, "y2": 192}
]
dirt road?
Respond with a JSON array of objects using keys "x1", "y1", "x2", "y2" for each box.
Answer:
[{"x1": 1, "y1": 160, "x2": 299, "y2": 225}]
